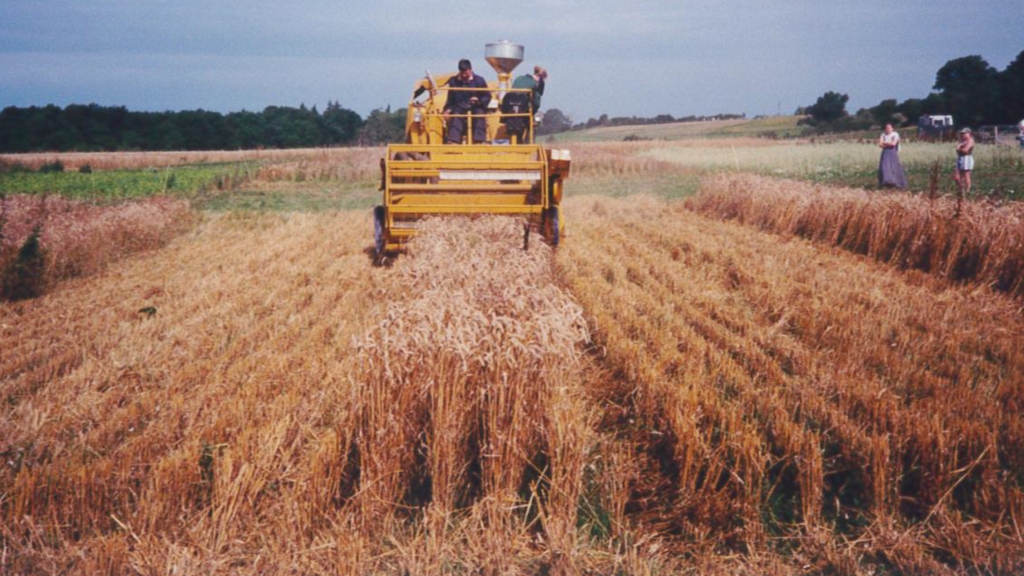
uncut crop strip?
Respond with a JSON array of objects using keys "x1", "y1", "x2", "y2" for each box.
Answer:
[
  {"x1": 686, "y1": 174, "x2": 1024, "y2": 297},
  {"x1": 335, "y1": 216, "x2": 596, "y2": 573},
  {"x1": 0, "y1": 195, "x2": 194, "y2": 300},
  {"x1": 557, "y1": 195, "x2": 1024, "y2": 574},
  {"x1": 1, "y1": 211, "x2": 384, "y2": 573}
]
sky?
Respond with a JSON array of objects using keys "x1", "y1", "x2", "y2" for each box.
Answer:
[{"x1": 2, "y1": 0, "x2": 1022, "y2": 123}]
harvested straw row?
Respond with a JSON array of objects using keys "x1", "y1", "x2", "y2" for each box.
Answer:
[
  {"x1": 1, "y1": 211, "x2": 383, "y2": 573},
  {"x1": 558, "y1": 194, "x2": 1024, "y2": 574},
  {"x1": 686, "y1": 173, "x2": 1024, "y2": 297}
]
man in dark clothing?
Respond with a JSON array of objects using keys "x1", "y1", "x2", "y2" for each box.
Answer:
[
  {"x1": 501, "y1": 66, "x2": 547, "y2": 143},
  {"x1": 443, "y1": 59, "x2": 491, "y2": 144}
]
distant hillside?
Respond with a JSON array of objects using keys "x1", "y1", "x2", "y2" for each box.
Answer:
[{"x1": 543, "y1": 115, "x2": 810, "y2": 142}]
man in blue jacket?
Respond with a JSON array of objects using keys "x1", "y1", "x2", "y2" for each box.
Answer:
[{"x1": 443, "y1": 59, "x2": 491, "y2": 144}]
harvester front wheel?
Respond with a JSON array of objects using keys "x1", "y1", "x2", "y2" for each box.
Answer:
[
  {"x1": 544, "y1": 206, "x2": 560, "y2": 247},
  {"x1": 373, "y1": 206, "x2": 387, "y2": 260}
]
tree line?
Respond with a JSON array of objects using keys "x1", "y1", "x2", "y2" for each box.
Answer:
[
  {"x1": 0, "y1": 102, "x2": 409, "y2": 153},
  {"x1": 8, "y1": 48, "x2": 1019, "y2": 152},
  {"x1": 534, "y1": 109, "x2": 745, "y2": 136},
  {"x1": 802, "y1": 50, "x2": 1024, "y2": 131},
  {"x1": 574, "y1": 112, "x2": 745, "y2": 131}
]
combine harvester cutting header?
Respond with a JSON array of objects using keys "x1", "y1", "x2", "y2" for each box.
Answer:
[{"x1": 373, "y1": 41, "x2": 571, "y2": 258}]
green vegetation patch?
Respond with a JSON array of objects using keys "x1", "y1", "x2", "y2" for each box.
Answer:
[
  {"x1": 546, "y1": 116, "x2": 811, "y2": 143},
  {"x1": 568, "y1": 171, "x2": 701, "y2": 201},
  {"x1": 704, "y1": 115, "x2": 811, "y2": 139},
  {"x1": 642, "y1": 141, "x2": 1024, "y2": 200},
  {"x1": 0, "y1": 163, "x2": 252, "y2": 200}
]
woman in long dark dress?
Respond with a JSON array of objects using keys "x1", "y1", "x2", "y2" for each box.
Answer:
[{"x1": 878, "y1": 123, "x2": 907, "y2": 189}]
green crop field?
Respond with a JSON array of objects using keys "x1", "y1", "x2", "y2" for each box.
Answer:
[
  {"x1": 544, "y1": 114, "x2": 811, "y2": 143},
  {"x1": 0, "y1": 163, "x2": 252, "y2": 200},
  {"x1": 639, "y1": 139, "x2": 1024, "y2": 198}
]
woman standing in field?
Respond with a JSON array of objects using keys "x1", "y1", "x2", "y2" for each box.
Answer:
[
  {"x1": 877, "y1": 123, "x2": 907, "y2": 189},
  {"x1": 954, "y1": 127, "x2": 975, "y2": 195}
]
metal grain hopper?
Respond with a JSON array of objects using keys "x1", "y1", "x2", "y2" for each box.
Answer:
[{"x1": 373, "y1": 41, "x2": 571, "y2": 257}]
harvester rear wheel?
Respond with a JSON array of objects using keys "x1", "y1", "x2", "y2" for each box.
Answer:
[{"x1": 373, "y1": 206, "x2": 386, "y2": 260}]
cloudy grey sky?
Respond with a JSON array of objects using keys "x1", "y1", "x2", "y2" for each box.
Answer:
[{"x1": 2, "y1": 0, "x2": 1022, "y2": 123}]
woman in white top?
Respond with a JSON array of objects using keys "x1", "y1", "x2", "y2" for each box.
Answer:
[{"x1": 878, "y1": 123, "x2": 907, "y2": 189}]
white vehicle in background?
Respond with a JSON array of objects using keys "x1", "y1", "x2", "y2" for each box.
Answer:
[{"x1": 917, "y1": 114, "x2": 956, "y2": 141}]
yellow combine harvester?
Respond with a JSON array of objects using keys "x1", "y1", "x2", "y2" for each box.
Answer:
[{"x1": 373, "y1": 41, "x2": 571, "y2": 257}]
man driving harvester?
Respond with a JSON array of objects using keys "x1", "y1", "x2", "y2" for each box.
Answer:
[{"x1": 443, "y1": 59, "x2": 491, "y2": 144}]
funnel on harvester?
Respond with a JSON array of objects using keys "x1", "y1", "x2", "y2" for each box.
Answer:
[
  {"x1": 485, "y1": 41, "x2": 524, "y2": 103},
  {"x1": 486, "y1": 41, "x2": 523, "y2": 80},
  {"x1": 372, "y1": 42, "x2": 571, "y2": 260}
]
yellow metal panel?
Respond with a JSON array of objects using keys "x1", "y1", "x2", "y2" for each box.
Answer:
[
  {"x1": 439, "y1": 170, "x2": 541, "y2": 180},
  {"x1": 389, "y1": 169, "x2": 442, "y2": 178},
  {"x1": 390, "y1": 183, "x2": 537, "y2": 193},
  {"x1": 390, "y1": 193, "x2": 537, "y2": 207},
  {"x1": 391, "y1": 206, "x2": 541, "y2": 215}
]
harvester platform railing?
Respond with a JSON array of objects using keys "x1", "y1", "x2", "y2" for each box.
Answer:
[{"x1": 413, "y1": 86, "x2": 536, "y2": 144}]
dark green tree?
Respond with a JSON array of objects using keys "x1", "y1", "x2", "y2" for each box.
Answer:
[
  {"x1": 176, "y1": 110, "x2": 229, "y2": 150},
  {"x1": 262, "y1": 106, "x2": 321, "y2": 148},
  {"x1": 356, "y1": 107, "x2": 405, "y2": 145},
  {"x1": 152, "y1": 118, "x2": 186, "y2": 150},
  {"x1": 998, "y1": 50, "x2": 1024, "y2": 124},
  {"x1": 0, "y1": 101, "x2": 369, "y2": 152},
  {"x1": 537, "y1": 108, "x2": 571, "y2": 135},
  {"x1": 226, "y1": 111, "x2": 266, "y2": 149},
  {"x1": 934, "y1": 55, "x2": 997, "y2": 126},
  {"x1": 919, "y1": 92, "x2": 948, "y2": 116},
  {"x1": 321, "y1": 101, "x2": 363, "y2": 145},
  {"x1": 895, "y1": 98, "x2": 924, "y2": 125},
  {"x1": 869, "y1": 99, "x2": 899, "y2": 127},
  {"x1": 806, "y1": 91, "x2": 849, "y2": 124}
]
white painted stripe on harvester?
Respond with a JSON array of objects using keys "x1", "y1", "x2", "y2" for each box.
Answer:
[{"x1": 439, "y1": 170, "x2": 541, "y2": 181}]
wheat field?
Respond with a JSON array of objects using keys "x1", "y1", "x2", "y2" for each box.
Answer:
[
  {"x1": 3, "y1": 144, "x2": 1024, "y2": 574},
  {"x1": 558, "y1": 194, "x2": 1024, "y2": 574}
]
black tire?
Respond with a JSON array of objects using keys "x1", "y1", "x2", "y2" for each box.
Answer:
[
  {"x1": 373, "y1": 206, "x2": 386, "y2": 259},
  {"x1": 545, "y1": 206, "x2": 560, "y2": 247}
]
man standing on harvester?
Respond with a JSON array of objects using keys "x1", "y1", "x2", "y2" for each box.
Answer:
[
  {"x1": 443, "y1": 59, "x2": 491, "y2": 144},
  {"x1": 502, "y1": 66, "x2": 547, "y2": 143}
]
